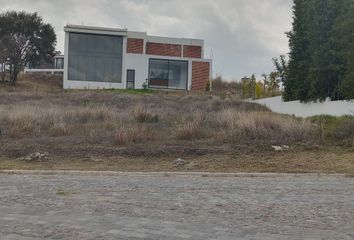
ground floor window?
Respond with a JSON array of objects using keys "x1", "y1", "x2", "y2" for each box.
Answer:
[
  {"x1": 68, "y1": 33, "x2": 123, "y2": 83},
  {"x1": 54, "y1": 57, "x2": 64, "y2": 69},
  {"x1": 148, "y1": 59, "x2": 188, "y2": 90}
]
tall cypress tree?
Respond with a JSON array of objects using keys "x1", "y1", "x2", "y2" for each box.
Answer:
[
  {"x1": 335, "y1": 0, "x2": 354, "y2": 99},
  {"x1": 286, "y1": 0, "x2": 311, "y2": 101},
  {"x1": 307, "y1": 0, "x2": 343, "y2": 101},
  {"x1": 286, "y1": 0, "x2": 354, "y2": 101}
]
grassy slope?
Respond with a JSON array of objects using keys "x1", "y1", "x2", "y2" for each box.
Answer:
[{"x1": 0, "y1": 74, "x2": 353, "y2": 174}]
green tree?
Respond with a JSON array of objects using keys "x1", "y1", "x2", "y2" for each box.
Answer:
[
  {"x1": 306, "y1": 0, "x2": 343, "y2": 101},
  {"x1": 249, "y1": 74, "x2": 257, "y2": 99},
  {"x1": 0, "y1": 11, "x2": 56, "y2": 84},
  {"x1": 286, "y1": 0, "x2": 354, "y2": 101},
  {"x1": 272, "y1": 55, "x2": 288, "y2": 87},
  {"x1": 286, "y1": 0, "x2": 312, "y2": 101},
  {"x1": 268, "y1": 72, "x2": 280, "y2": 96},
  {"x1": 241, "y1": 76, "x2": 251, "y2": 99},
  {"x1": 261, "y1": 73, "x2": 268, "y2": 97},
  {"x1": 255, "y1": 81, "x2": 263, "y2": 99},
  {"x1": 0, "y1": 38, "x2": 7, "y2": 82},
  {"x1": 333, "y1": 0, "x2": 354, "y2": 99}
]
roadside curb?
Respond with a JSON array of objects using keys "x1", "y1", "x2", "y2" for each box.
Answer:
[{"x1": 0, "y1": 170, "x2": 346, "y2": 178}]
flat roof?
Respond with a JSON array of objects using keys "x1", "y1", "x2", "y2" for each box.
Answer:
[
  {"x1": 65, "y1": 24, "x2": 127, "y2": 33},
  {"x1": 64, "y1": 24, "x2": 128, "y2": 36},
  {"x1": 64, "y1": 24, "x2": 204, "y2": 45}
]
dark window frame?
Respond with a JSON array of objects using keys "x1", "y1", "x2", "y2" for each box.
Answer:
[{"x1": 148, "y1": 58, "x2": 188, "y2": 90}]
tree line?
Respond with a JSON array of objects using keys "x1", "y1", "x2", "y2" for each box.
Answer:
[
  {"x1": 284, "y1": 0, "x2": 354, "y2": 101},
  {"x1": 241, "y1": 72, "x2": 282, "y2": 100},
  {"x1": 0, "y1": 11, "x2": 56, "y2": 84}
]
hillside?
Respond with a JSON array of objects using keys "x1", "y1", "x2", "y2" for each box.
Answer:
[{"x1": 0, "y1": 74, "x2": 353, "y2": 174}]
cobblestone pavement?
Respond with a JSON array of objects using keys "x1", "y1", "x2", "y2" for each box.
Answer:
[{"x1": 0, "y1": 172, "x2": 354, "y2": 240}]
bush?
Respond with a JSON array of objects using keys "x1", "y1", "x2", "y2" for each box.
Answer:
[
  {"x1": 132, "y1": 106, "x2": 159, "y2": 123},
  {"x1": 75, "y1": 105, "x2": 115, "y2": 123},
  {"x1": 218, "y1": 110, "x2": 318, "y2": 144},
  {"x1": 7, "y1": 105, "x2": 46, "y2": 137},
  {"x1": 114, "y1": 126, "x2": 154, "y2": 145},
  {"x1": 5, "y1": 104, "x2": 119, "y2": 138},
  {"x1": 49, "y1": 119, "x2": 71, "y2": 137},
  {"x1": 309, "y1": 115, "x2": 354, "y2": 142},
  {"x1": 211, "y1": 76, "x2": 241, "y2": 94},
  {"x1": 332, "y1": 119, "x2": 354, "y2": 139},
  {"x1": 175, "y1": 113, "x2": 205, "y2": 140}
]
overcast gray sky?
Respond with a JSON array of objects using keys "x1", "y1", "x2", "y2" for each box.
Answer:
[{"x1": 0, "y1": 0, "x2": 293, "y2": 80}]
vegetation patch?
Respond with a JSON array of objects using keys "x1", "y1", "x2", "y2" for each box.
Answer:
[
  {"x1": 218, "y1": 110, "x2": 318, "y2": 144},
  {"x1": 175, "y1": 114, "x2": 206, "y2": 140},
  {"x1": 114, "y1": 126, "x2": 155, "y2": 145},
  {"x1": 309, "y1": 115, "x2": 354, "y2": 146},
  {"x1": 0, "y1": 75, "x2": 353, "y2": 174},
  {"x1": 132, "y1": 106, "x2": 160, "y2": 123},
  {"x1": 105, "y1": 88, "x2": 156, "y2": 95}
]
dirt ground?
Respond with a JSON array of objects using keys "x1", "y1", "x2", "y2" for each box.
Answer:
[
  {"x1": 1, "y1": 139, "x2": 354, "y2": 175},
  {"x1": 1, "y1": 150, "x2": 354, "y2": 175}
]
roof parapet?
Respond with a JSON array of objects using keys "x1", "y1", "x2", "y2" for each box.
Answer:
[{"x1": 64, "y1": 24, "x2": 128, "y2": 36}]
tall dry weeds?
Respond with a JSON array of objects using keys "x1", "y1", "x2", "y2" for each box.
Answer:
[
  {"x1": 132, "y1": 105, "x2": 159, "y2": 123},
  {"x1": 175, "y1": 112, "x2": 206, "y2": 140},
  {"x1": 114, "y1": 125, "x2": 154, "y2": 145},
  {"x1": 218, "y1": 110, "x2": 318, "y2": 144},
  {"x1": 4, "y1": 104, "x2": 121, "y2": 138}
]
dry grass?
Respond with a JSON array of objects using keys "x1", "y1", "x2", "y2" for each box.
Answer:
[
  {"x1": 309, "y1": 115, "x2": 354, "y2": 146},
  {"x1": 0, "y1": 93, "x2": 321, "y2": 145},
  {"x1": 1, "y1": 74, "x2": 353, "y2": 174},
  {"x1": 217, "y1": 110, "x2": 319, "y2": 144},
  {"x1": 114, "y1": 125, "x2": 154, "y2": 145},
  {"x1": 50, "y1": 119, "x2": 71, "y2": 137},
  {"x1": 132, "y1": 105, "x2": 160, "y2": 123},
  {"x1": 175, "y1": 112, "x2": 206, "y2": 140},
  {"x1": 3, "y1": 104, "x2": 120, "y2": 138}
]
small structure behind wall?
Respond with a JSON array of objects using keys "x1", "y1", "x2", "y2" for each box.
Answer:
[{"x1": 24, "y1": 54, "x2": 64, "y2": 75}]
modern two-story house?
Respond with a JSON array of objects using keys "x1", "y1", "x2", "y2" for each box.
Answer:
[{"x1": 63, "y1": 25, "x2": 212, "y2": 91}]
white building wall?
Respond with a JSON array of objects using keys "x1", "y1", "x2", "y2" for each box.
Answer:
[
  {"x1": 124, "y1": 54, "x2": 149, "y2": 89},
  {"x1": 63, "y1": 31, "x2": 70, "y2": 89}
]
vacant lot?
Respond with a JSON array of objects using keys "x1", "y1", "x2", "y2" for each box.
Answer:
[{"x1": 0, "y1": 74, "x2": 353, "y2": 174}]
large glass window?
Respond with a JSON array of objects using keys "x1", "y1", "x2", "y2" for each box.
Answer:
[
  {"x1": 68, "y1": 33, "x2": 123, "y2": 83},
  {"x1": 149, "y1": 59, "x2": 188, "y2": 89}
]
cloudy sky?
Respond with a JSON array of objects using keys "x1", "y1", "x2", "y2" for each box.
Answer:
[{"x1": 1, "y1": 0, "x2": 293, "y2": 80}]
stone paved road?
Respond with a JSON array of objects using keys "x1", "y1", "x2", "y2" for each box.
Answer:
[{"x1": 0, "y1": 172, "x2": 354, "y2": 240}]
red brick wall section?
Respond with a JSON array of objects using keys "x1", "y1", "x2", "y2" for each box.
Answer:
[
  {"x1": 127, "y1": 38, "x2": 144, "y2": 54},
  {"x1": 192, "y1": 61, "x2": 210, "y2": 91},
  {"x1": 146, "y1": 42, "x2": 182, "y2": 57},
  {"x1": 183, "y1": 45, "x2": 202, "y2": 58}
]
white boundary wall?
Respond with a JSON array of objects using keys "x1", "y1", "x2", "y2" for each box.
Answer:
[
  {"x1": 253, "y1": 96, "x2": 354, "y2": 117},
  {"x1": 24, "y1": 69, "x2": 64, "y2": 74}
]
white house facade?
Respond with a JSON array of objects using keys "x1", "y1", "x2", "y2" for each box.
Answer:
[{"x1": 63, "y1": 25, "x2": 212, "y2": 91}]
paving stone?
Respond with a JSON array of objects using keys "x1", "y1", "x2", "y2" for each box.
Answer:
[{"x1": 0, "y1": 173, "x2": 353, "y2": 239}]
